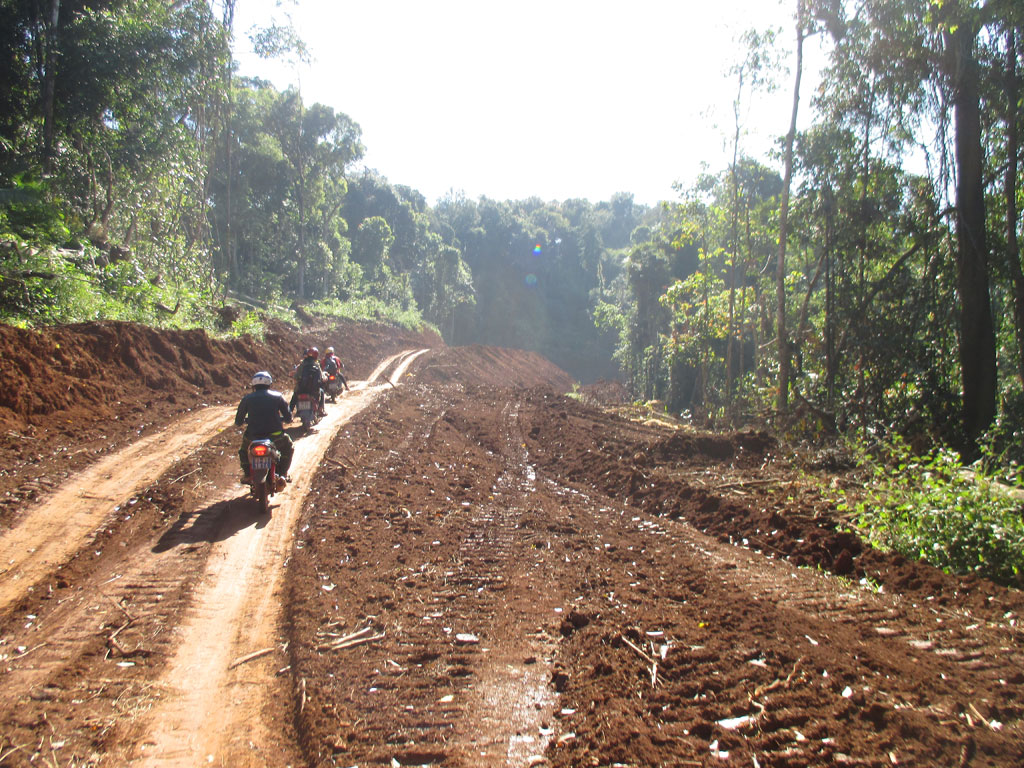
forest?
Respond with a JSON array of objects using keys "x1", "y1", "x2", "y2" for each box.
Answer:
[{"x1": 1, "y1": 0, "x2": 1023, "y2": 466}]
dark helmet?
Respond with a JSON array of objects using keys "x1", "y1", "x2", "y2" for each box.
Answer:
[{"x1": 305, "y1": 346, "x2": 319, "y2": 359}]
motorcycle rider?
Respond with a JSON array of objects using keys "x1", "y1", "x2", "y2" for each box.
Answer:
[
  {"x1": 290, "y1": 346, "x2": 326, "y2": 416},
  {"x1": 236, "y1": 371, "x2": 294, "y2": 485},
  {"x1": 322, "y1": 346, "x2": 350, "y2": 395}
]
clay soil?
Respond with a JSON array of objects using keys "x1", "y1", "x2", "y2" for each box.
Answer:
[{"x1": 0, "y1": 319, "x2": 1022, "y2": 768}]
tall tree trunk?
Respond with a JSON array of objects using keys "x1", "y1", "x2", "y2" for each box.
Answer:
[
  {"x1": 855, "y1": 93, "x2": 873, "y2": 434},
  {"x1": 296, "y1": 98, "x2": 307, "y2": 300},
  {"x1": 776, "y1": 0, "x2": 805, "y2": 413},
  {"x1": 224, "y1": 1, "x2": 238, "y2": 283},
  {"x1": 824, "y1": 183, "x2": 837, "y2": 408},
  {"x1": 225, "y1": 74, "x2": 237, "y2": 281},
  {"x1": 727, "y1": 72, "x2": 744, "y2": 406},
  {"x1": 746, "y1": 207, "x2": 762, "y2": 389},
  {"x1": 1004, "y1": 28, "x2": 1024, "y2": 386},
  {"x1": 947, "y1": 23, "x2": 997, "y2": 446},
  {"x1": 41, "y1": 0, "x2": 61, "y2": 172}
]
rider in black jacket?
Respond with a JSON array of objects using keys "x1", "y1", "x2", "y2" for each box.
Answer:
[
  {"x1": 236, "y1": 371, "x2": 294, "y2": 483},
  {"x1": 289, "y1": 347, "x2": 326, "y2": 416}
]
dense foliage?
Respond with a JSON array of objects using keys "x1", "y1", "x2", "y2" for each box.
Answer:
[
  {"x1": 839, "y1": 437, "x2": 1024, "y2": 586},
  {"x1": 2, "y1": 0, "x2": 1023, "y2": 462},
  {"x1": 611, "y1": 0, "x2": 1024, "y2": 461}
]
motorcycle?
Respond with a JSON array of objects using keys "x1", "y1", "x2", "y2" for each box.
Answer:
[
  {"x1": 325, "y1": 372, "x2": 345, "y2": 402},
  {"x1": 247, "y1": 439, "x2": 282, "y2": 514},
  {"x1": 294, "y1": 392, "x2": 321, "y2": 431}
]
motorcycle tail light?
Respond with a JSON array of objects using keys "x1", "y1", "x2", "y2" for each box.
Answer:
[
  {"x1": 329, "y1": 375, "x2": 336, "y2": 381},
  {"x1": 252, "y1": 445, "x2": 269, "y2": 456}
]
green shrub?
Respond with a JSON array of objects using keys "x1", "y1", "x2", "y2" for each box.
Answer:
[
  {"x1": 228, "y1": 310, "x2": 266, "y2": 340},
  {"x1": 306, "y1": 296, "x2": 428, "y2": 332},
  {"x1": 840, "y1": 436, "x2": 1024, "y2": 586}
]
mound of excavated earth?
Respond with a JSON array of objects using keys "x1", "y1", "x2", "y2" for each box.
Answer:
[
  {"x1": 0, "y1": 320, "x2": 1021, "y2": 768},
  {"x1": 0, "y1": 318, "x2": 439, "y2": 523}
]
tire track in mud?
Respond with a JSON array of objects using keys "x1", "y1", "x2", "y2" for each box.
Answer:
[
  {"x1": 272, "y1": 378, "x2": 1024, "y2": 766},
  {"x1": 124, "y1": 349, "x2": 429, "y2": 767},
  {"x1": 444, "y1": 400, "x2": 561, "y2": 766},
  {"x1": 642, "y1": 510, "x2": 1024, "y2": 691},
  {"x1": 533, "y1": 477, "x2": 1024, "y2": 766},
  {"x1": 286, "y1": 387, "x2": 576, "y2": 767}
]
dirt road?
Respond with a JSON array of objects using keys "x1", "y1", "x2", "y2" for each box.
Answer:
[
  {"x1": 127, "y1": 350, "x2": 428, "y2": 767},
  {"x1": 1, "y1": 328, "x2": 1022, "y2": 768},
  {"x1": 0, "y1": 405, "x2": 235, "y2": 613},
  {"x1": 0, "y1": 349, "x2": 428, "y2": 767}
]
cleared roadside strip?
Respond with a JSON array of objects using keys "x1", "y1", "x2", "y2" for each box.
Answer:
[
  {"x1": 0, "y1": 404, "x2": 236, "y2": 613},
  {"x1": 129, "y1": 349, "x2": 429, "y2": 767}
]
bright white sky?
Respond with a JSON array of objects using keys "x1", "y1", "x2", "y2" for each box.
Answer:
[{"x1": 233, "y1": 0, "x2": 820, "y2": 206}]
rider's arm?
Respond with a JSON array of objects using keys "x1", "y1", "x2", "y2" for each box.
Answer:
[{"x1": 234, "y1": 395, "x2": 249, "y2": 427}]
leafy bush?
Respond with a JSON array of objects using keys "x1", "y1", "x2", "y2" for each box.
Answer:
[
  {"x1": 306, "y1": 296, "x2": 429, "y2": 333},
  {"x1": 840, "y1": 436, "x2": 1024, "y2": 586},
  {"x1": 0, "y1": 244, "x2": 98, "y2": 323},
  {"x1": 0, "y1": 239, "x2": 218, "y2": 329},
  {"x1": 228, "y1": 311, "x2": 267, "y2": 340}
]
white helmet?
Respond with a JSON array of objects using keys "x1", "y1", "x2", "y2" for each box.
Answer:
[
  {"x1": 251, "y1": 371, "x2": 273, "y2": 388},
  {"x1": 326, "y1": 346, "x2": 335, "y2": 355}
]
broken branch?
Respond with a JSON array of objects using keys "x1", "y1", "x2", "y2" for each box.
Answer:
[
  {"x1": 968, "y1": 702, "x2": 996, "y2": 731},
  {"x1": 714, "y1": 479, "x2": 780, "y2": 492},
  {"x1": 170, "y1": 467, "x2": 201, "y2": 484},
  {"x1": 105, "y1": 594, "x2": 137, "y2": 622},
  {"x1": 328, "y1": 626, "x2": 375, "y2": 645},
  {"x1": 14, "y1": 642, "x2": 47, "y2": 659},
  {"x1": 620, "y1": 635, "x2": 655, "y2": 664},
  {"x1": 318, "y1": 633, "x2": 385, "y2": 653},
  {"x1": 751, "y1": 657, "x2": 804, "y2": 703},
  {"x1": 228, "y1": 647, "x2": 275, "y2": 670},
  {"x1": 108, "y1": 619, "x2": 132, "y2": 643},
  {"x1": 0, "y1": 744, "x2": 28, "y2": 763}
]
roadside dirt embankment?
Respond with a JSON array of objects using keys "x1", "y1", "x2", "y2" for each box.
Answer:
[{"x1": 0, "y1": 318, "x2": 440, "y2": 525}]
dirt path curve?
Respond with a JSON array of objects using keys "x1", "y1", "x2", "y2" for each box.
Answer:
[
  {"x1": 126, "y1": 349, "x2": 428, "y2": 767},
  {"x1": 0, "y1": 406, "x2": 235, "y2": 613}
]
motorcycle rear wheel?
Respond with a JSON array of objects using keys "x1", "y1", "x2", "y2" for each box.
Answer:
[{"x1": 254, "y1": 479, "x2": 270, "y2": 515}]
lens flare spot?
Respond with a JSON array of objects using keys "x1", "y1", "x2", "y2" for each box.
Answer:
[
  {"x1": 524, "y1": 273, "x2": 538, "y2": 287},
  {"x1": 533, "y1": 244, "x2": 543, "y2": 255}
]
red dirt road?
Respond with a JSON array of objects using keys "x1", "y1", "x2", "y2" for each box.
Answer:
[{"x1": 1, "y1": 321, "x2": 1022, "y2": 768}]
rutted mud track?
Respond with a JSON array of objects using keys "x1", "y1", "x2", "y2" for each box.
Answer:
[
  {"x1": 1, "y1": 324, "x2": 1023, "y2": 767},
  {"x1": 284, "y1": 373, "x2": 1024, "y2": 768}
]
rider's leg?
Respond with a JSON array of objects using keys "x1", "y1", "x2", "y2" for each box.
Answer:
[
  {"x1": 239, "y1": 432, "x2": 251, "y2": 481},
  {"x1": 273, "y1": 432, "x2": 294, "y2": 477}
]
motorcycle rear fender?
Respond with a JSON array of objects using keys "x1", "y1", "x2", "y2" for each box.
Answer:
[{"x1": 247, "y1": 439, "x2": 281, "y2": 462}]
